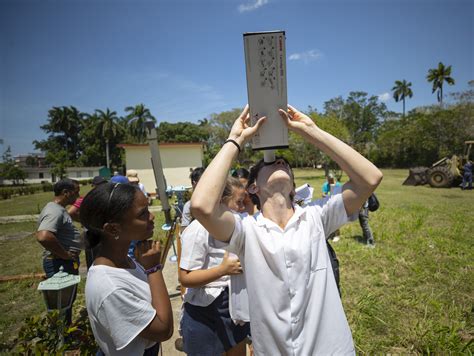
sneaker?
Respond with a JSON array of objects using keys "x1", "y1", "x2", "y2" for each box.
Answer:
[{"x1": 332, "y1": 236, "x2": 340, "y2": 242}]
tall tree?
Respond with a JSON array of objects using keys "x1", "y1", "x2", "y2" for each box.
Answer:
[
  {"x1": 34, "y1": 106, "x2": 84, "y2": 175},
  {"x1": 0, "y1": 146, "x2": 27, "y2": 184},
  {"x1": 125, "y1": 104, "x2": 156, "y2": 143},
  {"x1": 426, "y1": 62, "x2": 455, "y2": 107},
  {"x1": 392, "y1": 80, "x2": 413, "y2": 116},
  {"x1": 95, "y1": 109, "x2": 122, "y2": 168},
  {"x1": 157, "y1": 122, "x2": 209, "y2": 143},
  {"x1": 338, "y1": 92, "x2": 387, "y2": 154}
]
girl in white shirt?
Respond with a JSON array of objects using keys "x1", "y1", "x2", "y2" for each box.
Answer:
[
  {"x1": 179, "y1": 176, "x2": 249, "y2": 356},
  {"x1": 80, "y1": 183, "x2": 173, "y2": 355}
]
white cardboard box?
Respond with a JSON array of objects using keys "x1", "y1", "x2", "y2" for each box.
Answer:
[{"x1": 243, "y1": 31, "x2": 288, "y2": 150}]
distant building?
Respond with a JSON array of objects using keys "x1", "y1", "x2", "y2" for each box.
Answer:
[
  {"x1": 1, "y1": 165, "x2": 109, "y2": 185},
  {"x1": 65, "y1": 166, "x2": 110, "y2": 182},
  {"x1": 118, "y1": 142, "x2": 204, "y2": 194},
  {"x1": 14, "y1": 153, "x2": 47, "y2": 168}
]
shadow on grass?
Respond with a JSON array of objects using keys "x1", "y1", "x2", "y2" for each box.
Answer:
[{"x1": 349, "y1": 234, "x2": 370, "y2": 245}]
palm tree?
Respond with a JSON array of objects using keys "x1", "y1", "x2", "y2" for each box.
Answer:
[
  {"x1": 426, "y1": 62, "x2": 455, "y2": 107},
  {"x1": 392, "y1": 80, "x2": 413, "y2": 116},
  {"x1": 95, "y1": 108, "x2": 121, "y2": 168},
  {"x1": 47, "y1": 106, "x2": 84, "y2": 160},
  {"x1": 125, "y1": 104, "x2": 156, "y2": 143}
]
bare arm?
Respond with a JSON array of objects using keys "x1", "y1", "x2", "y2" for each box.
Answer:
[
  {"x1": 279, "y1": 105, "x2": 383, "y2": 215},
  {"x1": 139, "y1": 271, "x2": 174, "y2": 342},
  {"x1": 179, "y1": 251, "x2": 242, "y2": 288},
  {"x1": 136, "y1": 241, "x2": 174, "y2": 342},
  {"x1": 191, "y1": 106, "x2": 266, "y2": 241},
  {"x1": 67, "y1": 205, "x2": 80, "y2": 223},
  {"x1": 36, "y1": 231, "x2": 77, "y2": 260}
]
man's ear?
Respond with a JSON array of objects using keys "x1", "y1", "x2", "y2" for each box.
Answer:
[
  {"x1": 247, "y1": 183, "x2": 259, "y2": 195},
  {"x1": 103, "y1": 222, "x2": 121, "y2": 237}
]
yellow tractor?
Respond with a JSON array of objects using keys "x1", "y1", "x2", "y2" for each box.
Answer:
[{"x1": 403, "y1": 140, "x2": 473, "y2": 188}]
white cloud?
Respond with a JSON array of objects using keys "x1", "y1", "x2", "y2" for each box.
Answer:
[
  {"x1": 288, "y1": 50, "x2": 322, "y2": 63},
  {"x1": 378, "y1": 92, "x2": 391, "y2": 102},
  {"x1": 238, "y1": 0, "x2": 269, "y2": 13}
]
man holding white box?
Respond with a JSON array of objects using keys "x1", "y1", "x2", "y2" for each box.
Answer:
[{"x1": 190, "y1": 104, "x2": 383, "y2": 355}]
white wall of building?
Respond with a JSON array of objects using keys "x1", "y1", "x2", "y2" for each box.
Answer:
[{"x1": 122, "y1": 144, "x2": 203, "y2": 194}]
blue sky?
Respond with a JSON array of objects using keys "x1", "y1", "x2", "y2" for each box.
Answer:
[{"x1": 1, "y1": 0, "x2": 472, "y2": 156}]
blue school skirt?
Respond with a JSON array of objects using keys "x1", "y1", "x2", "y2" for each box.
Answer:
[{"x1": 181, "y1": 287, "x2": 250, "y2": 355}]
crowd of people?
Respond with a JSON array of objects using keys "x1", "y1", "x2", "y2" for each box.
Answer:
[{"x1": 36, "y1": 104, "x2": 383, "y2": 355}]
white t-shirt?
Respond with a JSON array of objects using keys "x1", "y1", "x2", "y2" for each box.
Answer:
[
  {"x1": 85, "y1": 262, "x2": 157, "y2": 355},
  {"x1": 225, "y1": 193, "x2": 356, "y2": 356},
  {"x1": 180, "y1": 219, "x2": 229, "y2": 307},
  {"x1": 180, "y1": 200, "x2": 193, "y2": 228}
]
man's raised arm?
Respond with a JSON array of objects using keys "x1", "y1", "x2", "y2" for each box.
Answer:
[
  {"x1": 191, "y1": 106, "x2": 266, "y2": 241},
  {"x1": 279, "y1": 105, "x2": 383, "y2": 216}
]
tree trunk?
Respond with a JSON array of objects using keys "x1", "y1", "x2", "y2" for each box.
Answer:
[
  {"x1": 105, "y1": 139, "x2": 110, "y2": 168},
  {"x1": 440, "y1": 86, "x2": 443, "y2": 107},
  {"x1": 403, "y1": 98, "x2": 406, "y2": 117}
]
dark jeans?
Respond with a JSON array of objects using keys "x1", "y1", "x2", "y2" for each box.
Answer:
[
  {"x1": 462, "y1": 173, "x2": 472, "y2": 190},
  {"x1": 42, "y1": 257, "x2": 80, "y2": 325},
  {"x1": 181, "y1": 288, "x2": 250, "y2": 355}
]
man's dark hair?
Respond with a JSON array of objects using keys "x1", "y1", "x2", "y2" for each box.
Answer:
[
  {"x1": 80, "y1": 183, "x2": 139, "y2": 248},
  {"x1": 53, "y1": 178, "x2": 79, "y2": 196},
  {"x1": 247, "y1": 157, "x2": 294, "y2": 209},
  {"x1": 190, "y1": 167, "x2": 205, "y2": 185},
  {"x1": 232, "y1": 168, "x2": 250, "y2": 180}
]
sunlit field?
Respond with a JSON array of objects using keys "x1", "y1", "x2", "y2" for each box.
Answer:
[{"x1": 0, "y1": 169, "x2": 472, "y2": 353}]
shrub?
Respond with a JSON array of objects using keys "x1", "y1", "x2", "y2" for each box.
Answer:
[
  {"x1": 42, "y1": 182, "x2": 53, "y2": 192},
  {"x1": 8, "y1": 308, "x2": 98, "y2": 355},
  {"x1": 0, "y1": 188, "x2": 12, "y2": 200}
]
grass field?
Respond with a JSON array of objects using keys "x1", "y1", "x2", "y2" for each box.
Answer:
[{"x1": 0, "y1": 169, "x2": 472, "y2": 353}]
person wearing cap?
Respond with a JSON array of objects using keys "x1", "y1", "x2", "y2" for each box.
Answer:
[
  {"x1": 92, "y1": 176, "x2": 107, "y2": 186},
  {"x1": 126, "y1": 169, "x2": 148, "y2": 197},
  {"x1": 110, "y1": 175, "x2": 130, "y2": 184}
]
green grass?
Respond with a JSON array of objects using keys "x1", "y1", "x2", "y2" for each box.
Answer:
[
  {"x1": 0, "y1": 223, "x2": 43, "y2": 276},
  {"x1": 337, "y1": 169, "x2": 473, "y2": 354},
  {"x1": 0, "y1": 169, "x2": 472, "y2": 353},
  {"x1": 0, "y1": 185, "x2": 93, "y2": 217}
]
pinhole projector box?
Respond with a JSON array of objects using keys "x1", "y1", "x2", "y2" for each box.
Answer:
[{"x1": 243, "y1": 31, "x2": 288, "y2": 150}]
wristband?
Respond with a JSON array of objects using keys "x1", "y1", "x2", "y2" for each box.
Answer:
[
  {"x1": 225, "y1": 139, "x2": 241, "y2": 153},
  {"x1": 144, "y1": 264, "x2": 163, "y2": 275}
]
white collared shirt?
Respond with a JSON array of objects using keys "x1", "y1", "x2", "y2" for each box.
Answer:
[
  {"x1": 226, "y1": 193, "x2": 356, "y2": 355},
  {"x1": 180, "y1": 219, "x2": 229, "y2": 306}
]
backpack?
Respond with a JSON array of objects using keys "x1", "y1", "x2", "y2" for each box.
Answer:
[{"x1": 368, "y1": 193, "x2": 380, "y2": 212}]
